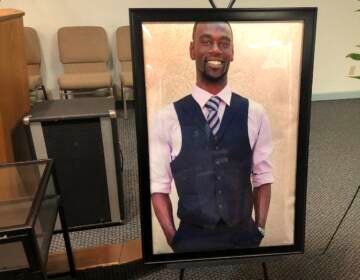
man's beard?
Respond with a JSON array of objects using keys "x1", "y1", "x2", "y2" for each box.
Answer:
[{"x1": 203, "y1": 70, "x2": 228, "y2": 82}]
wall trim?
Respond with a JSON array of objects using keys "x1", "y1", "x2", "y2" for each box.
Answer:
[{"x1": 312, "y1": 91, "x2": 360, "y2": 101}]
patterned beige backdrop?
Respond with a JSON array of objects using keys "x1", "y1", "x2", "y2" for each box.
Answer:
[{"x1": 142, "y1": 22, "x2": 304, "y2": 254}]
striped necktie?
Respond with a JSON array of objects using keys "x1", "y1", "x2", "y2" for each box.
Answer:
[{"x1": 205, "y1": 96, "x2": 221, "y2": 135}]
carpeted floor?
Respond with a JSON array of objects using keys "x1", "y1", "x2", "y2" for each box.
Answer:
[{"x1": 51, "y1": 99, "x2": 360, "y2": 279}]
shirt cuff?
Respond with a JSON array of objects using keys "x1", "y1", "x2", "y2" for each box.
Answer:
[
  {"x1": 150, "y1": 182, "x2": 172, "y2": 194},
  {"x1": 252, "y1": 173, "x2": 274, "y2": 188}
]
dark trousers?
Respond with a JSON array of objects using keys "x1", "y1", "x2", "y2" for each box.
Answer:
[{"x1": 170, "y1": 219, "x2": 263, "y2": 253}]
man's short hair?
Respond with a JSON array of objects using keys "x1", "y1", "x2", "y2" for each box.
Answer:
[{"x1": 192, "y1": 21, "x2": 233, "y2": 40}]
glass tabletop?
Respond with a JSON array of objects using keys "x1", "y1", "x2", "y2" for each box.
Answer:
[{"x1": 0, "y1": 161, "x2": 47, "y2": 229}]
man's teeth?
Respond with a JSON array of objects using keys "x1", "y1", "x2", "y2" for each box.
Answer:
[{"x1": 207, "y1": 60, "x2": 222, "y2": 66}]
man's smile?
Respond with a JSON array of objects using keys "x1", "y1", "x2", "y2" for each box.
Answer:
[{"x1": 206, "y1": 59, "x2": 224, "y2": 69}]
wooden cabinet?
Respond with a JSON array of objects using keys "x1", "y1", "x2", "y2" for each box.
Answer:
[{"x1": 0, "y1": 9, "x2": 29, "y2": 163}]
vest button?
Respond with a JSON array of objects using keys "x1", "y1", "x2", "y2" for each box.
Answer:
[
  {"x1": 215, "y1": 160, "x2": 220, "y2": 165},
  {"x1": 218, "y1": 204, "x2": 223, "y2": 208},
  {"x1": 218, "y1": 189, "x2": 222, "y2": 194},
  {"x1": 215, "y1": 146, "x2": 220, "y2": 150},
  {"x1": 216, "y1": 175, "x2": 221, "y2": 181}
]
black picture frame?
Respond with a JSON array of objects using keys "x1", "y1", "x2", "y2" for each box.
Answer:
[{"x1": 130, "y1": 8, "x2": 317, "y2": 264}]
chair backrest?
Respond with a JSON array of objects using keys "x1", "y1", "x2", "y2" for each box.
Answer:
[
  {"x1": 58, "y1": 26, "x2": 109, "y2": 73},
  {"x1": 24, "y1": 26, "x2": 41, "y2": 75},
  {"x1": 116, "y1": 26, "x2": 132, "y2": 73}
]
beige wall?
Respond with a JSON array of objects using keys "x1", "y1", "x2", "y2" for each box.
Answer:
[{"x1": 1, "y1": 0, "x2": 360, "y2": 98}]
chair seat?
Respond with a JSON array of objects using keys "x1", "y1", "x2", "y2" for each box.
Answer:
[
  {"x1": 58, "y1": 72, "x2": 112, "y2": 90},
  {"x1": 120, "y1": 71, "x2": 133, "y2": 87},
  {"x1": 29, "y1": 74, "x2": 42, "y2": 90}
]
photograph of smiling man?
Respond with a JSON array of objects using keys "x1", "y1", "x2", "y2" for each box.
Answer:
[
  {"x1": 131, "y1": 7, "x2": 316, "y2": 262},
  {"x1": 149, "y1": 22, "x2": 273, "y2": 253}
]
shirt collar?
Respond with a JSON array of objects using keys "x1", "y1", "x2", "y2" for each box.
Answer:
[{"x1": 192, "y1": 85, "x2": 232, "y2": 108}]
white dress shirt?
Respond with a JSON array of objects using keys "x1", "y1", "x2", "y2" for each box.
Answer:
[{"x1": 149, "y1": 85, "x2": 274, "y2": 194}]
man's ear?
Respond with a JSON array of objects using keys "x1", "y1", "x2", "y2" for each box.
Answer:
[
  {"x1": 230, "y1": 45, "x2": 234, "y2": 61},
  {"x1": 189, "y1": 41, "x2": 195, "y2": 60}
]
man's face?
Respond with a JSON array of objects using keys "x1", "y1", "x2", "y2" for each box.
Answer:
[{"x1": 190, "y1": 22, "x2": 234, "y2": 83}]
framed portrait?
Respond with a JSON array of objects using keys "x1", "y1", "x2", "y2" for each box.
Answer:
[{"x1": 130, "y1": 8, "x2": 317, "y2": 264}]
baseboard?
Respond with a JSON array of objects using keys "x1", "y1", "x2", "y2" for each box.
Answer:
[{"x1": 312, "y1": 91, "x2": 360, "y2": 101}]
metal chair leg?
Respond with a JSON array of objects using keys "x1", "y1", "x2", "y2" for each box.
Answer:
[
  {"x1": 121, "y1": 83, "x2": 128, "y2": 119},
  {"x1": 41, "y1": 85, "x2": 48, "y2": 100},
  {"x1": 109, "y1": 85, "x2": 114, "y2": 97}
]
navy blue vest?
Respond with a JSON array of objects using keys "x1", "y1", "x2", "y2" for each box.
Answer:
[{"x1": 170, "y1": 93, "x2": 252, "y2": 228}]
